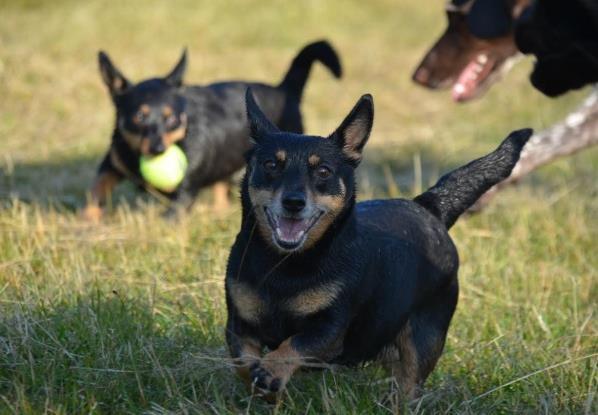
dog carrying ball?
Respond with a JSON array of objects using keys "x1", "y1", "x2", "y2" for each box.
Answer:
[{"x1": 139, "y1": 145, "x2": 188, "y2": 192}]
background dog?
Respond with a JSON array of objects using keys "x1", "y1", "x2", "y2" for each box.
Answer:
[
  {"x1": 412, "y1": 0, "x2": 598, "y2": 209},
  {"x1": 84, "y1": 40, "x2": 342, "y2": 221},
  {"x1": 225, "y1": 89, "x2": 531, "y2": 402},
  {"x1": 412, "y1": 0, "x2": 531, "y2": 103}
]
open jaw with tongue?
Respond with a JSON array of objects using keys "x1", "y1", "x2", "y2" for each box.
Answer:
[
  {"x1": 452, "y1": 53, "x2": 495, "y2": 101},
  {"x1": 265, "y1": 207, "x2": 323, "y2": 251},
  {"x1": 451, "y1": 52, "x2": 520, "y2": 102}
]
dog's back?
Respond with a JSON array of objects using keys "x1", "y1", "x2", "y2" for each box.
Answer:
[{"x1": 177, "y1": 40, "x2": 342, "y2": 189}]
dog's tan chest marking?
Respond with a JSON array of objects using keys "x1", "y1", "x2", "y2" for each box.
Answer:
[
  {"x1": 228, "y1": 280, "x2": 263, "y2": 323},
  {"x1": 285, "y1": 281, "x2": 342, "y2": 316}
]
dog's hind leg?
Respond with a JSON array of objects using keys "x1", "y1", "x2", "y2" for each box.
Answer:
[
  {"x1": 212, "y1": 181, "x2": 230, "y2": 210},
  {"x1": 388, "y1": 278, "x2": 459, "y2": 401}
]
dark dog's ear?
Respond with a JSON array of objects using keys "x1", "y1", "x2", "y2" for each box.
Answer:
[
  {"x1": 330, "y1": 94, "x2": 374, "y2": 164},
  {"x1": 467, "y1": 0, "x2": 512, "y2": 39},
  {"x1": 164, "y1": 48, "x2": 187, "y2": 87},
  {"x1": 245, "y1": 88, "x2": 279, "y2": 144},
  {"x1": 98, "y1": 51, "x2": 131, "y2": 95}
]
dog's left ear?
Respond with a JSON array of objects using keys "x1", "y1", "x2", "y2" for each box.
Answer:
[
  {"x1": 164, "y1": 48, "x2": 187, "y2": 87},
  {"x1": 245, "y1": 87, "x2": 279, "y2": 144},
  {"x1": 331, "y1": 94, "x2": 374, "y2": 164}
]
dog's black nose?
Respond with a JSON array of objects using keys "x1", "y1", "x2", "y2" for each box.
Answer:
[
  {"x1": 282, "y1": 192, "x2": 306, "y2": 213},
  {"x1": 150, "y1": 142, "x2": 166, "y2": 155}
]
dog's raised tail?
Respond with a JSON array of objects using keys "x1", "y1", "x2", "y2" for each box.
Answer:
[
  {"x1": 279, "y1": 40, "x2": 342, "y2": 100},
  {"x1": 414, "y1": 129, "x2": 533, "y2": 229}
]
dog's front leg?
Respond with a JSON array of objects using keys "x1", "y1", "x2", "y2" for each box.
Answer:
[
  {"x1": 250, "y1": 310, "x2": 348, "y2": 400},
  {"x1": 83, "y1": 153, "x2": 122, "y2": 222},
  {"x1": 162, "y1": 178, "x2": 198, "y2": 219}
]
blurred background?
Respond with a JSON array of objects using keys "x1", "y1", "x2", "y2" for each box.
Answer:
[{"x1": 0, "y1": 1, "x2": 595, "y2": 413}]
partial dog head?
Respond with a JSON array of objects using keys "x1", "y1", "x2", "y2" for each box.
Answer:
[
  {"x1": 99, "y1": 50, "x2": 188, "y2": 155},
  {"x1": 243, "y1": 89, "x2": 374, "y2": 254},
  {"x1": 515, "y1": 0, "x2": 598, "y2": 97},
  {"x1": 412, "y1": 0, "x2": 531, "y2": 102}
]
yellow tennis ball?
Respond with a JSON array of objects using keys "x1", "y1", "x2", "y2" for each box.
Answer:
[{"x1": 139, "y1": 145, "x2": 188, "y2": 192}]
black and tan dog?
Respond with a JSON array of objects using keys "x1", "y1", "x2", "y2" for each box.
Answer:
[
  {"x1": 83, "y1": 40, "x2": 342, "y2": 221},
  {"x1": 225, "y1": 89, "x2": 532, "y2": 401}
]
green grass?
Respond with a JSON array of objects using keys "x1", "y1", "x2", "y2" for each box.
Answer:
[{"x1": 1, "y1": 0, "x2": 596, "y2": 413}]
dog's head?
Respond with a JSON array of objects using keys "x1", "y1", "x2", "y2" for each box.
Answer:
[
  {"x1": 412, "y1": 0, "x2": 531, "y2": 102},
  {"x1": 99, "y1": 50, "x2": 188, "y2": 155},
  {"x1": 243, "y1": 89, "x2": 374, "y2": 254}
]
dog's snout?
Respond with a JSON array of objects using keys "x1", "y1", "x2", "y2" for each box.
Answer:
[
  {"x1": 149, "y1": 141, "x2": 166, "y2": 155},
  {"x1": 413, "y1": 66, "x2": 431, "y2": 85},
  {"x1": 282, "y1": 192, "x2": 306, "y2": 213}
]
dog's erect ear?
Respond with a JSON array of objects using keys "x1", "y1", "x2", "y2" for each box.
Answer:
[
  {"x1": 467, "y1": 0, "x2": 512, "y2": 39},
  {"x1": 164, "y1": 48, "x2": 187, "y2": 87},
  {"x1": 245, "y1": 88, "x2": 279, "y2": 144},
  {"x1": 330, "y1": 94, "x2": 374, "y2": 164},
  {"x1": 98, "y1": 51, "x2": 131, "y2": 96}
]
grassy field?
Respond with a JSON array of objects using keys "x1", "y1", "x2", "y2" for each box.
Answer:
[{"x1": 1, "y1": 0, "x2": 596, "y2": 413}]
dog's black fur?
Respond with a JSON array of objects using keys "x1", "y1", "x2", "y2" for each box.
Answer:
[
  {"x1": 225, "y1": 89, "x2": 532, "y2": 401},
  {"x1": 84, "y1": 41, "x2": 342, "y2": 220},
  {"x1": 515, "y1": 0, "x2": 598, "y2": 96}
]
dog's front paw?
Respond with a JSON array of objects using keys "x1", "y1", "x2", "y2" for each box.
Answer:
[
  {"x1": 81, "y1": 205, "x2": 103, "y2": 223},
  {"x1": 250, "y1": 362, "x2": 284, "y2": 395},
  {"x1": 161, "y1": 205, "x2": 183, "y2": 221}
]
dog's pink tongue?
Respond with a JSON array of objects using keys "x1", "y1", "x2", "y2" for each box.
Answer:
[
  {"x1": 452, "y1": 55, "x2": 494, "y2": 102},
  {"x1": 277, "y1": 217, "x2": 308, "y2": 242}
]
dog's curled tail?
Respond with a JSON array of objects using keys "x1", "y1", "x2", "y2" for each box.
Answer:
[
  {"x1": 279, "y1": 40, "x2": 342, "y2": 100},
  {"x1": 414, "y1": 129, "x2": 532, "y2": 229}
]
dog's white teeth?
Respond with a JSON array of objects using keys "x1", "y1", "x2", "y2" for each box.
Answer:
[
  {"x1": 454, "y1": 83, "x2": 466, "y2": 94},
  {"x1": 477, "y1": 53, "x2": 488, "y2": 64}
]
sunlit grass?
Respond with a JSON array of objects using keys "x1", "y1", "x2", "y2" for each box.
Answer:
[{"x1": 1, "y1": 0, "x2": 596, "y2": 413}]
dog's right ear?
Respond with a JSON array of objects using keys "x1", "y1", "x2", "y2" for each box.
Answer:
[
  {"x1": 330, "y1": 94, "x2": 374, "y2": 164},
  {"x1": 98, "y1": 51, "x2": 131, "y2": 96},
  {"x1": 164, "y1": 48, "x2": 187, "y2": 87},
  {"x1": 245, "y1": 88, "x2": 279, "y2": 144}
]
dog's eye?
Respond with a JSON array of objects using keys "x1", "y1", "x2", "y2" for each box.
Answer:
[
  {"x1": 316, "y1": 165, "x2": 332, "y2": 179},
  {"x1": 263, "y1": 160, "x2": 277, "y2": 172}
]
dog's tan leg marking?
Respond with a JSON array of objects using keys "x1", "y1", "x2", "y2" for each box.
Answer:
[
  {"x1": 257, "y1": 338, "x2": 302, "y2": 401},
  {"x1": 212, "y1": 181, "x2": 230, "y2": 210},
  {"x1": 285, "y1": 281, "x2": 342, "y2": 316},
  {"x1": 234, "y1": 337, "x2": 262, "y2": 386},
  {"x1": 227, "y1": 280, "x2": 263, "y2": 324},
  {"x1": 392, "y1": 321, "x2": 419, "y2": 400},
  {"x1": 83, "y1": 170, "x2": 121, "y2": 222}
]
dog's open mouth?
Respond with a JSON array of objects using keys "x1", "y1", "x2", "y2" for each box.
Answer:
[
  {"x1": 265, "y1": 208, "x2": 323, "y2": 250},
  {"x1": 451, "y1": 53, "x2": 498, "y2": 102}
]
